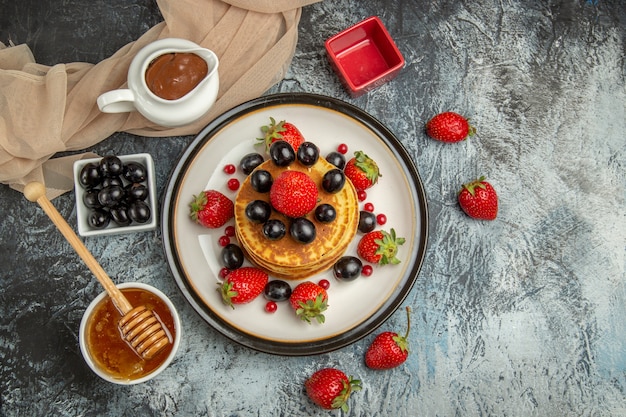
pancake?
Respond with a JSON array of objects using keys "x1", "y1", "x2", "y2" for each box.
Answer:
[{"x1": 234, "y1": 155, "x2": 359, "y2": 280}]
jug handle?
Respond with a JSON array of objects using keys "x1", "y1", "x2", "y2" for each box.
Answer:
[{"x1": 97, "y1": 89, "x2": 137, "y2": 113}]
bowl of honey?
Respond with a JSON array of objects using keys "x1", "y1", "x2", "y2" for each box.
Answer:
[{"x1": 79, "y1": 282, "x2": 181, "y2": 384}]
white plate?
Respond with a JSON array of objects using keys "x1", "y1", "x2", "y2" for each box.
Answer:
[{"x1": 161, "y1": 93, "x2": 428, "y2": 355}]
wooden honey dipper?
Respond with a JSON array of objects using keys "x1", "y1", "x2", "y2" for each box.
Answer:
[{"x1": 24, "y1": 182, "x2": 170, "y2": 360}]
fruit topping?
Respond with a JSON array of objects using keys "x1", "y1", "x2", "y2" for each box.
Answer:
[
  {"x1": 262, "y1": 219, "x2": 287, "y2": 240},
  {"x1": 333, "y1": 256, "x2": 363, "y2": 281},
  {"x1": 296, "y1": 141, "x2": 320, "y2": 166},
  {"x1": 221, "y1": 243, "x2": 244, "y2": 270},
  {"x1": 325, "y1": 151, "x2": 346, "y2": 169},
  {"x1": 314, "y1": 204, "x2": 336, "y2": 223},
  {"x1": 269, "y1": 171, "x2": 318, "y2": 218},
  {"x1": 344, "y1": 151, "x2": 380, "y2": 191},
  {"x1": 240, "y1": 152, "x2": 265, "y2": 175},
  {"x1": 250, "y1": 169, "x2": 273, "y2": 193},
  {"x1": 321, "y1": 168, "x2": 346, "y2": 193},
  {"x1": 357, "y1": 229, "x2": 405, "y2": 265},
  {"x1": 269, "y1": 140, "x2": 296, "y2": 167},
  {"x1": 289, "y1": 281, "x2": 328, "y2": 324},
  {"x1": 357, "y1": 210, "x2": 376, "y2": 233},
  {"x1": 258, "y1": 117, "x2": 305, "y2": 153},
  {"x1": 290, "y1": 217, "x2": 316, "y2": 244},
  {"x1": 219, "y1": 267, "x2": 268, "y2": 308},
  {"x1": 263, "y1": 280, "x2": 292, "y2": 302},
  {"x1": 245, "y1": 200, "x2": 272, "y2": 223},
  {"x1": 189, "y1": 189, "x2": 234, "y2": 228}
]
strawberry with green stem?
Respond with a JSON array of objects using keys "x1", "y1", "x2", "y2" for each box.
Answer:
[
  {"x1": 357, "y1": 228, "x2": 405, "y2": 265},
  {"x1": 365, "y1": 306, "x2": 411, "y2": 369},
  {"x1": 189, "y1": 189, "x2": 234, "y2": 228},
  {"x1": 257, "y1": 117, "x2": 305, "y2": 153},
  {"x1": 344, "y1": 151, "x2": 381, "y2": 191},
  {"x1": 289, "y1": 281, "x2": 328, "y2": 324},
  {"x1": 219, "y1": 267, "x2": 268, "y2": 308},
  {"x1": 458, "y1": 176, "x2": 498, "y2": 220},
  {"x1": 304, "y1": 367, "x2": 361, "y2": 411}
]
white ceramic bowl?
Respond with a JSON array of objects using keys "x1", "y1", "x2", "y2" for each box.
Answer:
[
  {"x1": 73, "y1": 153, "x2": 158, "y2": 237},
  {"x1": 79, "y1": 282, "x2": 181, "y2": 385}
]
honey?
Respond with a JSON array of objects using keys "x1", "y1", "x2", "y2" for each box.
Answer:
[
  {"x1": 85, "y1": 287, "x2": 175, "y2": 381},
  {"x1": 145, "y1": 52, "x2": 208, "y2": 100}
]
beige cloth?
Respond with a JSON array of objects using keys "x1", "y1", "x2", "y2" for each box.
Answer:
[{"x1": 0, "y1": 0, "x2": 321, "y2": 199}]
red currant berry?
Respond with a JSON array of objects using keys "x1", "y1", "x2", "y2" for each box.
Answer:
[
  {"x1": 218, "y1": 235, "x2": 230, "y2": 247},
  {"x1": 362, "y1": 265, "x2": 373, "y2": 277},
  {"x1": 318, "y1": 279, "x2": 330, "y2": 290},
  {"x1": 376, "y1": 213, "x2": 387, "y2": 225},
  {"x1": 357, "y1": 190, "x2": 367, "y2": 201},
  {"x1": 227, "y1": 178, "x2": 240, "y2": 191},
  {"x1": 223, "y1": 164, "x2": 236, "y2": 175},
  {"x1": 265, "y1": 301, "x2": 278, "y2": 313},
  {"x1": 224, "y1": 225, "x2": 236, "y2": 237},
  {"x1": 219, "y1": 267, "x2": 230, "y2": 279},
  {"x1": 337, "y1": 143, "x2": 348, "y2": 154},
  {"x1": 364, "y1": 202, "x2": 375, "y2": 212}
]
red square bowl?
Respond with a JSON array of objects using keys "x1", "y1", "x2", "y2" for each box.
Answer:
[{"x1": 325, "y1": 16, "x2": 405, "y2": 97}]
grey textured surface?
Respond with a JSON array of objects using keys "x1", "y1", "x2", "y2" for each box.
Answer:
[{"x1": 1, "y1": 0, "x2": 625, "y2": 416}]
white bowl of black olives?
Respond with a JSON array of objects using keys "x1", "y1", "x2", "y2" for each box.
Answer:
[{"x1": 73, "y1": 153, "x2": 157, "y2": 237}]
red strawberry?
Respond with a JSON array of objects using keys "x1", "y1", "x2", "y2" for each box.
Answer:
[
  {"x1": 343, "y1": 151, "x2": 381, "y2": 191},
  {"x1": 289, "y1": 281, "x2": 328, "y2": 324},
  {"x1": 425, "y1": 111, "x2": 476, "y2": 143},
  {"x1": 258, "y1": 117, "x2": 305, "y2": 152},
  {"x1": 304, "y1": 368, "x2": 361, "y2": 411},
  {"x1": 365, "y1": 306, "x2": 411, "y2": 370},
  {"x1": 269, "y1": 171, "x2": 318, "y2": 218},
  {"x1": 219, "y1": 267, "x2": 269, "y2": 308},
  {"x1": 357, "y1": 228, "x2": 405, "y2": 265},
  {"x1": 189, "y1": 190, "x2": 234, "y2": 228},
  {"x1": 458, "y1": 176, "x2": 498, "y2": 220}
]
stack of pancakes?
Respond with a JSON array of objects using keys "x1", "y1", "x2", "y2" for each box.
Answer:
[{"x1": 234, "y1": 155, "x2": 359, "y2": 280}]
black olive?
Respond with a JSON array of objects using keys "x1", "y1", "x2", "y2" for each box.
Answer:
[
  {"x1": 79, "y1": 163, "x2": 102, "y2": 189},
  {"x1": 127, "y1": 201, "x2": 151, "y2": 223},
  {"x1": 125, "y1": 183, "x2": 149, "y2": 201},
  {"x1": 88, "y1": 209, "x2": 110, "y2": 229},
  {"x1": 97, "y1": 185, "x2": 125, "y2": 208},
  {"x1": 99, "y1": 155, "x2": 124, "y2": 178},
  {"x1": 123, "y1": 162, "x2": 147, "y2": 183}
]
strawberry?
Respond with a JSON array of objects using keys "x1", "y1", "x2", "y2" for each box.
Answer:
[
  {"x1": 304, "y1": 368, "x2": 361, "y2": 411},
  {"x1": 219, "y1": 267, "x2": 268, "y2": 308},
  {"x1": 365, "y1": 306, "x2": 411, "y2": 370},
  {"x1": 357, "y1": 228, "x2": 405, "y2": 265},
  {"x1": 289, "y1": 281, "x2": 328, "y2": 324},
  {"x1": 269, "y1": 171, "x2": 318, "y2": 218},
  {"x1": 189, "y1": 190, "x2": 234, "y2": 228},
  {"x1": 258, "y1": 117, "x2": 305, "y2": 152},
  {"x1": 425, "y1": 111, "x2": 476, "y2": 143},
  {"x1": 343, "y1": 151, "x2": 381, "y2": 191},
  {"x1": 458, "y1": 176, "x2": 498, "y2": 220}
]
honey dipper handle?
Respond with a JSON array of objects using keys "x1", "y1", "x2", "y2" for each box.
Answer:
[{"x1": 24, "y1": 182, "x2": 133, "y2": 314}]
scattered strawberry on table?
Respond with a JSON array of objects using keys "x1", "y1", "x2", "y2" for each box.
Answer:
[
  {"x1": 304, "y1": 367, "x2": 361, "y2": 411},
  {"x1": 344, "y1": 150, "x2": 381, "y2": 191},
  {"x1": 189, "y1": 189, "x2": 234, "y2": 228},
  {"x1": 365, "y1": 306, "x2": 411, "y2": 370},
  {"x1": 357, "y1": 228, "x2": 405, "y2": 265},
  {"x1": 258, "y1": 117, "x2": 305, "y2": 152},
  {"x1": 425, "y1": 111, "x2": 475, "y2": 143},
  {"x1": 458, "y1": 176, "x2": 499, "y2": 220},
  {"x1": 289, "y1": 281, "x2": 328, "y2": 324},
  {"x1": 219, "y1": 267, "x2": 269, "y2": 308}
]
